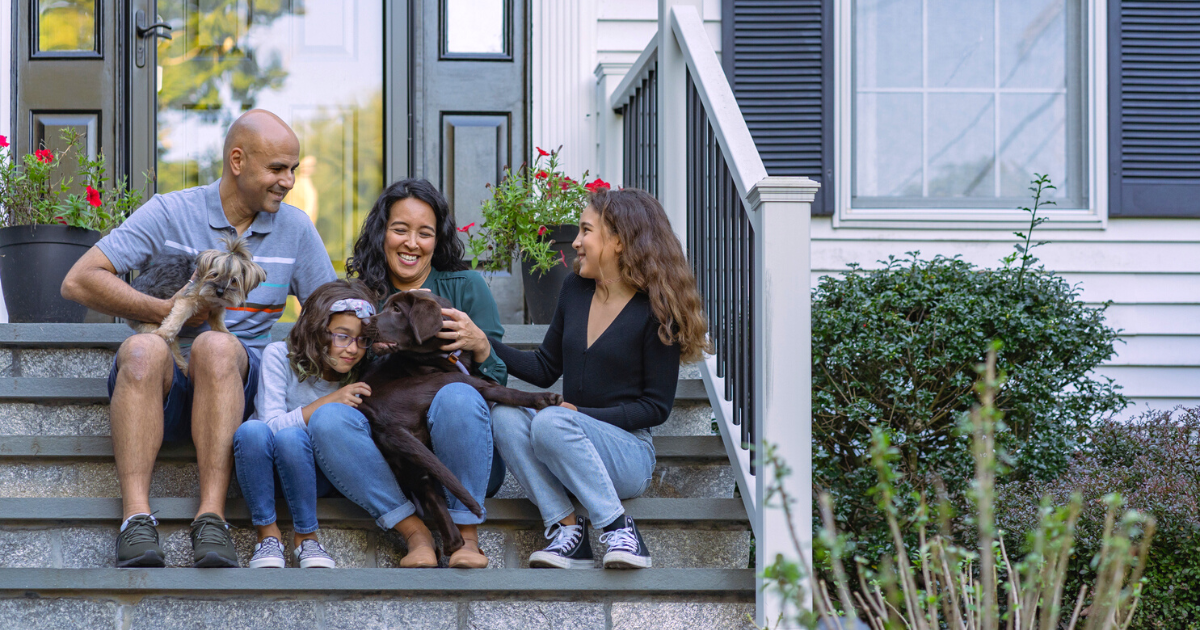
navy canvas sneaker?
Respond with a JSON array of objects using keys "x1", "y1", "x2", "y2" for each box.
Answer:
[{"x1": 529, "y1": 515, "x2": 593, "y2": 569}]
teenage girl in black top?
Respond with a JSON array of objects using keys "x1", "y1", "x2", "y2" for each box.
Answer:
[{"x1": 491, "y1": 187, "x2": 709, "y2": 569}]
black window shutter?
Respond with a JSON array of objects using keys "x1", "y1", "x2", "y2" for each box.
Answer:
[
  {"x1": 1110, "y1": 1, "x2": 1200, "y2": 217},
  {"x1": 723, "y1": 0, "x2": 833, "y2": 216}
]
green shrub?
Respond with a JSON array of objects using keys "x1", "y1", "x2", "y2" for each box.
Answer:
[
  {"x1": 811, "y1": 253, "x2": 1128, "y2": 559},
  {"x1": 998, "y1": 409, "x2": 1200, "y2": 629}
]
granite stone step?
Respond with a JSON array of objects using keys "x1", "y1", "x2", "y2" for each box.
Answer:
[
  {"x1": 0, "y1": 569, "x2": 756, "y2": 630},
  {"x1": 0, "y1": 399, "x2": 716, "y2": 438},
  {"x1": 0, "y1": 497, "x2": 750, "y2": 570}
]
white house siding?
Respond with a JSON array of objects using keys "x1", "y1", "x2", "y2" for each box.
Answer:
[
  {"x1": 813, "y1": 216, "x2": 1200, "y2": 414},
  {"x1": 530, "y1": 0, "x2": 722, "y2": 180}
]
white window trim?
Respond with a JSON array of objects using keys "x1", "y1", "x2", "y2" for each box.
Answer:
[{"x1": 832, "y1": 0, "x2": 1108, "y2": 230}]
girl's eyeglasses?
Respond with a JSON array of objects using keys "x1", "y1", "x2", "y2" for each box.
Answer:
[{"x1": 329, "y1": 331, "x2": 370, "y2": 349}]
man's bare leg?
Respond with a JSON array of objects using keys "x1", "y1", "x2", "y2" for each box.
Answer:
[
  {"x1": 110, "y1": 334, "x2": 174, "y2": 521},
  {"x1": 189, "y1": 331, "x2": 250, "y2": 520}
]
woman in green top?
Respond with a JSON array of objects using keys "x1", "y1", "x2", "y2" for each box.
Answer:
[{"x1": 307, "y1": 179, "x2": 504, "y2": 569}]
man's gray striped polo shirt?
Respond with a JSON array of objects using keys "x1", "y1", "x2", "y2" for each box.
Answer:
[{"x1": 96, "y1": 179, "x2": 337, "y2": 351}]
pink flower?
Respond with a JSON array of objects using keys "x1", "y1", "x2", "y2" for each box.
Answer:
[
  {"x1": 535, "y1": 170, "x2": 549, "y2": 180},
  {"x1": 559, "y1": 251, "x2": 569, "y2": 268},
  {"x1": 457, "y1": 222, "x2": 475, "y2": 233},
  {"x1": 86, "y1": 185, "x2": 101, "y2": 207},
  {"x1": 537, "y1": 225, "x2": 547, "y2": 237},
  {"x1": 34, "y1": 149, "x2": 53, "y2": 164},
  {"x1": 585, "y1": 178, "x2": 611, "y2": 193},
  {"x1": 537, "y1": 147, "x2": 550, "y2": 157},
  {"x1": 0, "y1": 136, "x2": 9, "y2": 148}
]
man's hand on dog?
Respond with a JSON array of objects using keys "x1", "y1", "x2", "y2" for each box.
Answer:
[
  {"x1": 437, "y1": 307, "x2": 492, "y2": 363},
  {"x1": 324, "y1": 383, "x2": 372, "y2": 408},
  {"x1": 171, "y1": 270, "x2": 211, "y2": 327}
]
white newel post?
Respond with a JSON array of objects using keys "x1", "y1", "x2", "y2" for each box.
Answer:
[
  {"x1": 748, "y1": 177, "x2": 818, "y2": 628},
  {"x1": 594, "y1": 62, "x2": 631, "y2": 189},
  {"x1": 657, "y1": 0, "x2": 701, "y2": 244}
]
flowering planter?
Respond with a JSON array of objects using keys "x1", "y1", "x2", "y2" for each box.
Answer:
[
  {"x1": 520, "y1": 224, "x2": 578, "y2": 324},
  {"x1": 0, "y1": 224, "x2": 99, "y2": 323}
]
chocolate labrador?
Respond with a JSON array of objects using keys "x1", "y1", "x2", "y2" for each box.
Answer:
[{"x1": 357, "y1": 290, "x2": 562, "y2": 557}]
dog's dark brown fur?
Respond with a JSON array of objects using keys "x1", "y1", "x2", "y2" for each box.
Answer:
[{"x1": 357, "y1": 290, "x2": 562, "y2": 557}]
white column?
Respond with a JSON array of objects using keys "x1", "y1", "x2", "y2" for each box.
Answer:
[
  {"x1": 748, "y1": 176, "x2": 818, "y2": 629},
  {"x1": 594, "y1": 62, "x2": 630, "y2": 188},
  {"x1": 657, "y1": 0, "x2": 702, "y2": 245},
  {"x1": 530, "y1": 0, "x2": 597, "y2": 178}
]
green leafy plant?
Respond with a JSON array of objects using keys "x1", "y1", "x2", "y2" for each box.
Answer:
[
  {"x1": 466, "y1": 146, "x2": 609, "y2": 274},
  {"x1": 1002, "y1": 173, "x2": 1056, "y2": 291},
  {"x1": 998, "y1": 408, "x2": 1200, "y2": 629},
  {"x1": 0, "y1": 129, "x2": 143, "y2": 231},
  {"x1": 763, "y1": 346, "x2": 1154, "y2": 630},
  {"x1": 811, "y1": 175, "x2": 1127, "y2": 563}
]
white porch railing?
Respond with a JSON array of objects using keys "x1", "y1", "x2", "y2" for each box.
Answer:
[{"x1": 604, "y1": 1, "x2": 818, "y2": 626}]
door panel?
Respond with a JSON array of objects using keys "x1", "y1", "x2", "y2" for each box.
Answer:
[{"x1": 416, "y1": 0, "x2": 526, "y2": 322}]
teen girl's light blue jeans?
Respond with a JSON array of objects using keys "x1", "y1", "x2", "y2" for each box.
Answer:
[
  {"x1": 233, "y1": 420, "x2": 335, "y2": 535},
  {"x1": 307, "y1": 382, "x2": 505, "y2": 529},
  {"x1": 491, "y1": 404, "x2": 656, "y2": 529}
]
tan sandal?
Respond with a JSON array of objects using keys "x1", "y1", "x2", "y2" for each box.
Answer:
[
  {"x1": 448, "y1": 537, "x2": 489, "y2": 569},
  {"x1": 396, "y1": 515, "x2": 438, "y2": 568}
]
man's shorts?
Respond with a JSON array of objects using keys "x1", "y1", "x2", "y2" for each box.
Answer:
[{"x1": 107, "y1": 337, "x2": 263, "y2": 443}]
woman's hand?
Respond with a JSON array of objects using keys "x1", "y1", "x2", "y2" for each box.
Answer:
[
  {"x1": 559, "y1": 402, "x2": 578, "y2": 411},
  {"x1": 327, "y1": 382, "x2": 372, "y2": 408},
  {"x1": 437, "y1": 307, "x2": 492, "y2": 364}
]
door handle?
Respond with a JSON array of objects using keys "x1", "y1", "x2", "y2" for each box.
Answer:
[{"x1": 134, "y1": 10, "x2": 173, "y2": 68}]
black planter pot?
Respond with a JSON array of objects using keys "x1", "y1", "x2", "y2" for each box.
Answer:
[
  {"x1": 520, "y1": 224, "x2": 578, "y2": 324},
  {"x1": 0, "y1": 224, "x2": 100, "y2": 323}
]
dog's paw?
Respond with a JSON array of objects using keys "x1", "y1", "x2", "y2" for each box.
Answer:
[{"x1": 532, "y1": 392, "x2": 564, "y2": 410}]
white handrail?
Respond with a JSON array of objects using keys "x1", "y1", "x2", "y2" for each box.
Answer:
[
  {"x1": 609, "y1": 40, "x2": 659, "y2": 111},
  {"x1": 669, "y1": 6, "x2": 769, "y2": 204}
]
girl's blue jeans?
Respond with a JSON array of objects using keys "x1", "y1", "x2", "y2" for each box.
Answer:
[
  {"x1": 307, "y1": 382, "x2": 505, "y2": 530},
  {"x1": 233, "y1": 420, "x2": 335, "y2": 535}
]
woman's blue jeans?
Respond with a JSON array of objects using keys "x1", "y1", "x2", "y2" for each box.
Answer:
[
  {"x1": 307, "y1": 382, "x2": 505, "y2": 529},
  {"x1": 232, "y1": 420, "x2": 335, "y2": 535},
  {"x1": 491, "y1": 405, "x2": 656, "y2": 529}
]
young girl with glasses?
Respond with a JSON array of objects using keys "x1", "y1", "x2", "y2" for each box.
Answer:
[{"x1": 232, "y1": 279, "x2": 376, "y2": 568}]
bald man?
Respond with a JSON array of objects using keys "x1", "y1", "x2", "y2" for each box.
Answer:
[{"x1": 62, "y1": 110, "x2": 336, "y2": 568}]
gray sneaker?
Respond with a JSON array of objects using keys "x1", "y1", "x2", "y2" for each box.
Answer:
[
  {"x1": 248, "y1": 536, "x2": 285, "y2": 569},
  {"x1": 294, "y1": 539, "x2": 336, "y2": 568},
  {"x1": 115, "y1": 513, "x2": 165, "y2": 568},
  {"x1": 189, "y1": 513, "x2": 239, "y2": 568}
]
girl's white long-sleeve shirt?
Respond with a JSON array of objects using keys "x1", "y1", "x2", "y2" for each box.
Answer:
[{"x1": 248, "y1": 341, "x2": 340, "y2": 433}]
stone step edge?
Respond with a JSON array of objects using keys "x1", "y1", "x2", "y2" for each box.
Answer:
[
  {"x1": 0, "y1": 435, "x2": 726, "y2": 464},
  {"x1": 0, "y1": 377, "x2": 708, "y2": 403},
  {"x1": 0, "y1": 567, "x2": 754, "y2": 595},
  {"x1": 0, "y1": 497, "x2": 749, "y2": 527},
  {"x1": 0, "y1": 323, "x2": 550, "y2": 349}
]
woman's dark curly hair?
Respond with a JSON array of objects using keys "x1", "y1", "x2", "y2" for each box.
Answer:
[
  {"x1": 345, "y1": 178, "x2": 468, "y2": 297},
  {"x1": 287, "y1": 279, "x2": 377, "y2": 384}
]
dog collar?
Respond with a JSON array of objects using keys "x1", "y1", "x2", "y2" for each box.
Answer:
[{"x1": 443, "y1": 350, "x2": 470, "y2": 376}]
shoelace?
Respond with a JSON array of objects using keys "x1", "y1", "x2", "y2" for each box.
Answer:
[
  {"x1": 542, "y1": 522, "x2": 584, "y2": 554},
  {"x1": 599, "y1": 527, "x2": 639, "y2": 554},
  {"x1": 121, "y1": 514, "x2": 159, "y2": 546},
  {"x1": 192, "y1": 518, "x2": 230, "y2": 546},
  {"x1": 297, "y1": 540, "x2": 332, "y2": 559}
]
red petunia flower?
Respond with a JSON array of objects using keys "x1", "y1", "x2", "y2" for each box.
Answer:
[
  {"x1": 538, "y1": 225, "x2": 548, "y2": 237},
  {"x1": 0, "y1": 136, "x2": 9, "y2": 148},
  {"x1": 86, "y1": 185, "x2": 101, "y2": 207},
  {"x1": 535, "y1": 170, "x2": 549, "y2": 180},
  {"x1": 537, "y1": 147, "x2": 550, "y2": 157},
  {"x1": 457, "y1": 222, "x2": 475, "y2": 233},
  {"x1": 585, "y1": 178, "x2": 611, "y2": 193},
  {"x1": 52, "y1": 216, "x2": 67, "y2": 225},
  {"x1": 560, "y1": 181, "x2": 571, "y2": 191},
  {"x1": 559, "y1": 250, "x2": 569, "y2": 268},
  {"x1": 34, "y1": 149, "x2": 53, "y2": 164}
]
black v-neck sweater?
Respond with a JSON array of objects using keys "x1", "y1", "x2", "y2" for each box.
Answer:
[{"x1": 492, "y1": 273, "x2": 681, "y2": 433}]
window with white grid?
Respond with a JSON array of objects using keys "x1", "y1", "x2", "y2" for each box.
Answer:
[{"x1": 851, "y1": 0, "x2": 1087, "y2": 210}]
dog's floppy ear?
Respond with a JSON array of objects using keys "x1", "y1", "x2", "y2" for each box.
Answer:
[
  {"x1": 193, "y1": 249, "x2": 222, "y2": 276},
  {"x1": 407, "y1": 296, "x2": 445, "y2": 346},
  {"x1": 243, "y1": 260, "x2": 266, "y2": 293}
]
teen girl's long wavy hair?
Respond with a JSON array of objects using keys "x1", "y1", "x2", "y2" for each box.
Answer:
[
  {"x1": 288, "y1": 279, "x2": 378, "y2": 384},
  {"x1": 584, "y1": 187, "x2": 710, "y2": 363},
  {"x1": 345, "y1": 178, "x2": 468, "y2": 298}
]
